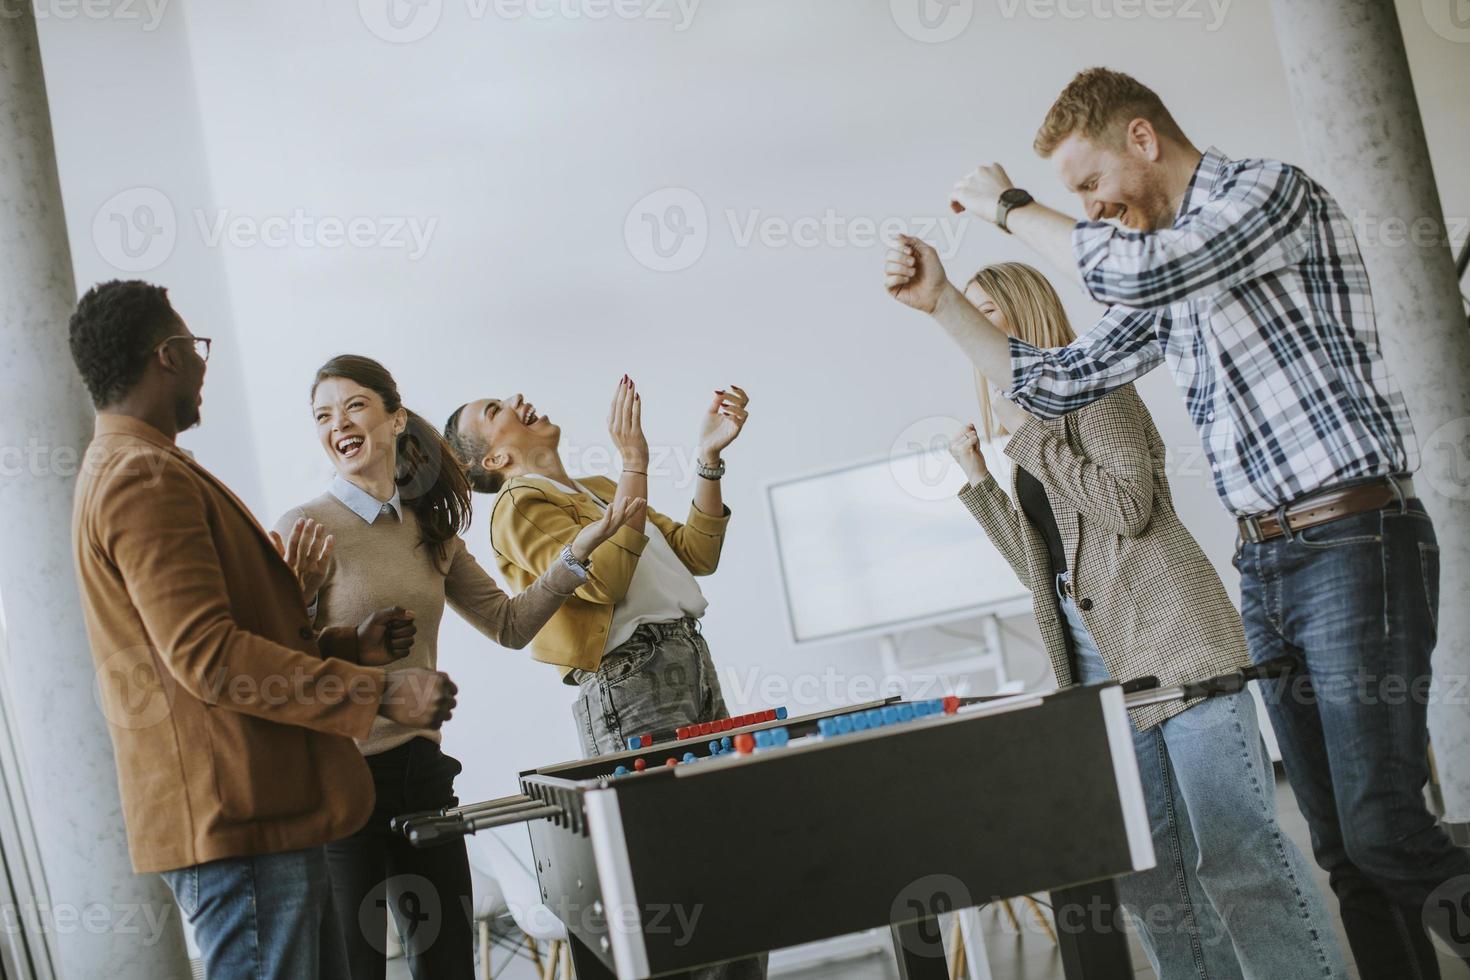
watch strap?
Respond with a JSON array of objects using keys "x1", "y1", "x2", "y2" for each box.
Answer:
[
  {"x1": 996, "y1": 189, "x2": 1034, "y2": 234},
  {"x1": 558, "y1": 544, "x2": 591, "y2": 579}
]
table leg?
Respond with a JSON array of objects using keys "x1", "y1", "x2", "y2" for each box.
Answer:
[
  {"x1": 1050, "y1": 879, "x2": 1133, "y2": 979},
  {"x1": 566, "y1": 932, "x2": 618, "y2": 980},
  {"x1": 892, "y1": 917, "x2": 951, "y2": 980}
]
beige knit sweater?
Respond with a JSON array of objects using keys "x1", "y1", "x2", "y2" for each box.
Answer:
[{"x1": 275, "y1": 492, "x2": 582, "y2": 756}]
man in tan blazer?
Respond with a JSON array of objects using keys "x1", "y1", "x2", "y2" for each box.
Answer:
[{"x1": 68, "y1": 280, "x2": 458, "y2": 980}]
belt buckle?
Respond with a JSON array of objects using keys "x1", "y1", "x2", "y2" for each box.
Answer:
[{"x1": 1240, "y1": 515, "x2": 1266, "y2": 544}]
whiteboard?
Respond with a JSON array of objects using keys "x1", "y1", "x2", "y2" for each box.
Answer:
[{"x1": 766, "y1": 441, "x2": 1031, "y2": 644}]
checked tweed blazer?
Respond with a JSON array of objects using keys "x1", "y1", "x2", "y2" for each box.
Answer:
[{"x1": 959, "y1": 384, "x2": 1248, "y2": 731}]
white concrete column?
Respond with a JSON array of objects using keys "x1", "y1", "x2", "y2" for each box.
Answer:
[
  {"x1": 1270, "y1": 0, "x2": 1470, "y2": 826},
  {"x1": 0, "y1": 5, "x2": 192, "y2": 979}
]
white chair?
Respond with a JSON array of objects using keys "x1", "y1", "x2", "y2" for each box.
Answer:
[
  {"x1": 470, "y1": 862, "x2": 509, "y2": 980},
  {"x1": 379, "y1": 861, "x2": 508, "y2": 978},
  {"x1": 474, "y1": 831, "x2": 573, "y2": 980}
]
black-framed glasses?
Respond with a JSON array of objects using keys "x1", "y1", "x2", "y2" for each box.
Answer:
[{"x1": 156, "y1": 336, "x2": 212, "y2": 363}]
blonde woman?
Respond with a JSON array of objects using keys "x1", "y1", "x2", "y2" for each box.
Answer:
[{"x1": 947, "y1": 263, "x2": 1345, "y2": 979}]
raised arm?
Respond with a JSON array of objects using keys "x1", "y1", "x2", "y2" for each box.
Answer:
[
  {"x1": 1003, "y1": 386, "x2": 1161, "y2": 538},
  {"x1": 886, "y1": 235, "x2": 1015, "y2": 384},
  {"x1": 1074, "y1": 162, "x2": 1311, "y2": 309},
  {"x1": 444, "y1": 540, "x2": 580, "y2": 649},
  {"x1": 884, "y1": 235, "x2": 1161, "y2": 418},
  {"x1": 950, "y1": 425, "x2": 1031, "y2": 582},
  {"x1": 491, "y1": 487, "x2": 648, "y2": 606},
  {"x1": 650, "y1": 381, "x2": 751, "y2": 575},
  {"x1": 1008, "y1": 304, "x2": 1163, "y2": 419},
  {"x1": 449, "y1": 494, "x2": 643, "y2": 647},
  {"x1": 270, "y1": 509, "x2": 333, "y2": 621},
  {"x1": 649, "y1": 500, "x2": 732, "y2": 577},
  {"x1": 100, "y1": 457, "x2": 385, "y2": 739},
  {"x1": 610, "y1": 376, "x2": 649, "y2": 534}
]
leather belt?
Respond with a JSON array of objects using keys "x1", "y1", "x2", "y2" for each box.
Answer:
[{"x1": 1238, "y1": 476, "x2": 1413, "y2": 544}]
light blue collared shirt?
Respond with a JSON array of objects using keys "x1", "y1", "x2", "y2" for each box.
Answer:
[{"x1": 329, "y1": 475, "x2": 403, "y2": 525}]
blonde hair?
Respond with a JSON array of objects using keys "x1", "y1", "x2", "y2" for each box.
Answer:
[
  {"x1": 1033, "y1": 67, "x2": 1186, "y2": 158},
  {"x1": 968, "y1": 263, "x2": 1076, "y2": 441}
]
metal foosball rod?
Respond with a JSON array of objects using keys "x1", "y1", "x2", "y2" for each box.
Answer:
[
  {"x1": 389, "y1": 793, "x2": 541, "y2": 836},
  {"x1": 1123, "y1": 654, "x2": 1296, "y2": 711},
  {"x1": 955, "y1": 654, "x2": 1296, "y2": 712},
  {"x1": 404, "y1": 803, "x2": 566, "y2": 847}
]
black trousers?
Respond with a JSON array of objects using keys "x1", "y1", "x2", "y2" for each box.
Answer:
[{"x1": 327, "y1": 737, "x2": 475, "y2": 980}]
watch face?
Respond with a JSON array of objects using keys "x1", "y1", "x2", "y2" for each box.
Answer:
[{"x1": 1000, "y1": 188, "x2": 1032, "y2": 206}]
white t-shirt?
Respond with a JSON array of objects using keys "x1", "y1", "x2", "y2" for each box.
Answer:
[{"x1": 528, "y1": 476, "x2": 708, "y2": 654}]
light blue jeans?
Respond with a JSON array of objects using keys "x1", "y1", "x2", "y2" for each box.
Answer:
[
  {"x1": 162, "y1": 846, "x2": 348, "y2": 980},
  {"x1": 1058, "y1": 576, "x2": 1347, "y2": 979}
]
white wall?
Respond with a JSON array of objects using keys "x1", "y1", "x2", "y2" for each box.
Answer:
[{"x1": 36, "y1": 0, "x2": 1470, "y2": 817}]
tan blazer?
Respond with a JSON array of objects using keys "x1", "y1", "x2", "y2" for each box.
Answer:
[
  {"x1": 72, "y1": 415, "x2": 386, "y2": 873},
  {"x1": 490, "y1": 475, "x2": 730, "y2": 678},
  {"x1": 959, "y1": 385, "x2": 1248, "y2": 730}
]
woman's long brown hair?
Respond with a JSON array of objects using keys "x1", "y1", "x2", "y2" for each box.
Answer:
[{"x1": 311, "y1": 355, "x2": 471, "y2": 565}]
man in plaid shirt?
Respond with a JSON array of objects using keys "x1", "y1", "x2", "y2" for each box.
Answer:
[{"x1": 885, "y1": 68, "x2": 1467, "y2": 977}]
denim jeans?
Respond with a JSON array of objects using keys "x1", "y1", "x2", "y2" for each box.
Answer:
[
  {"x1": 572, "y1": 617, "x2": 730, "y2": 758},
  {"x1": 1061, "y1": 577, "x2": 1347, "y2": 979},
  {"x1": 162, "y1": 846, "x2": 348, "y2": 980},
  {"x1": 327, "y1": 737, "x2": 475, "y2": 980},
  {"x1": 1235, "y1": 497, "x2": 1470, "y2": 978},
  {"x1": 572, "y1": 617, "x2": 767, "y2": 980}
]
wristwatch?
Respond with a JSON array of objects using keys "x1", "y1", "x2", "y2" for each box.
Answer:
[
  {"x1": 696, "y1": 457, "x2": 726, "y2": 481},
  {"x1": 559, "y1": 545, "x2": 591, "y2": 579},
  {"x1": 996, "y1": 188, "x2": 1034, "y2": 234}
]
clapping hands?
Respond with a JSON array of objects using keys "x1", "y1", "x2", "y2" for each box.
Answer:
[{"x1": 271, "y1": 517, "x2": 333, "y2": 604}]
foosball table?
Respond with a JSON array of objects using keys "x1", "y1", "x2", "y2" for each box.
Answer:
[{"x1": 396, "y1": 662, "x2": 1290, "y2": 979}]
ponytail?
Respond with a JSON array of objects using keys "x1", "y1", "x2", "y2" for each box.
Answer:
[{"x1": 395, "y1": 409, "x2": 473, "y2": 563}]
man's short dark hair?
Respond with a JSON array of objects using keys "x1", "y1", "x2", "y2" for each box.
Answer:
[
  {"x1": 68, "y1": 280, "x2": 178, "y2": 408},
  {"x1": 444, "y1": 403, "x2": 504, "y2": 495}
]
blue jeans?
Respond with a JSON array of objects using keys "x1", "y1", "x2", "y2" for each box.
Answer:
[
  {"x1": 1060, "y1": 578, "x2": 1346, "y2": 979},
  {"x1": 572, "y1": 617, "x2": 730, "y2": 758},
  {"x1": 1235, "y1": 497, "x2": 1470, "y2": 978},
  {"x1": 162, "y1": 846, "x2": 347, "y2": 980}
]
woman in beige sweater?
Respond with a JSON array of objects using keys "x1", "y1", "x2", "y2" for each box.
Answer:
[
  {"x1": 273, "y1": 355, "x2": 641, "y2": 980},
  {"x1": 948, "y1": 264, "x2": 1344, "y2": 979}
]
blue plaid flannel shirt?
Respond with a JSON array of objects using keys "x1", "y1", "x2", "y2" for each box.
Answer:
[{"x1": 1007, "y1": 147, "x2": 1418, "y2": 517}]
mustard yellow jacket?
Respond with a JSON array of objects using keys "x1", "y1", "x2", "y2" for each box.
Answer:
[{"x1": 489, "y1": 475, "x2": 731, "y2": 678}]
